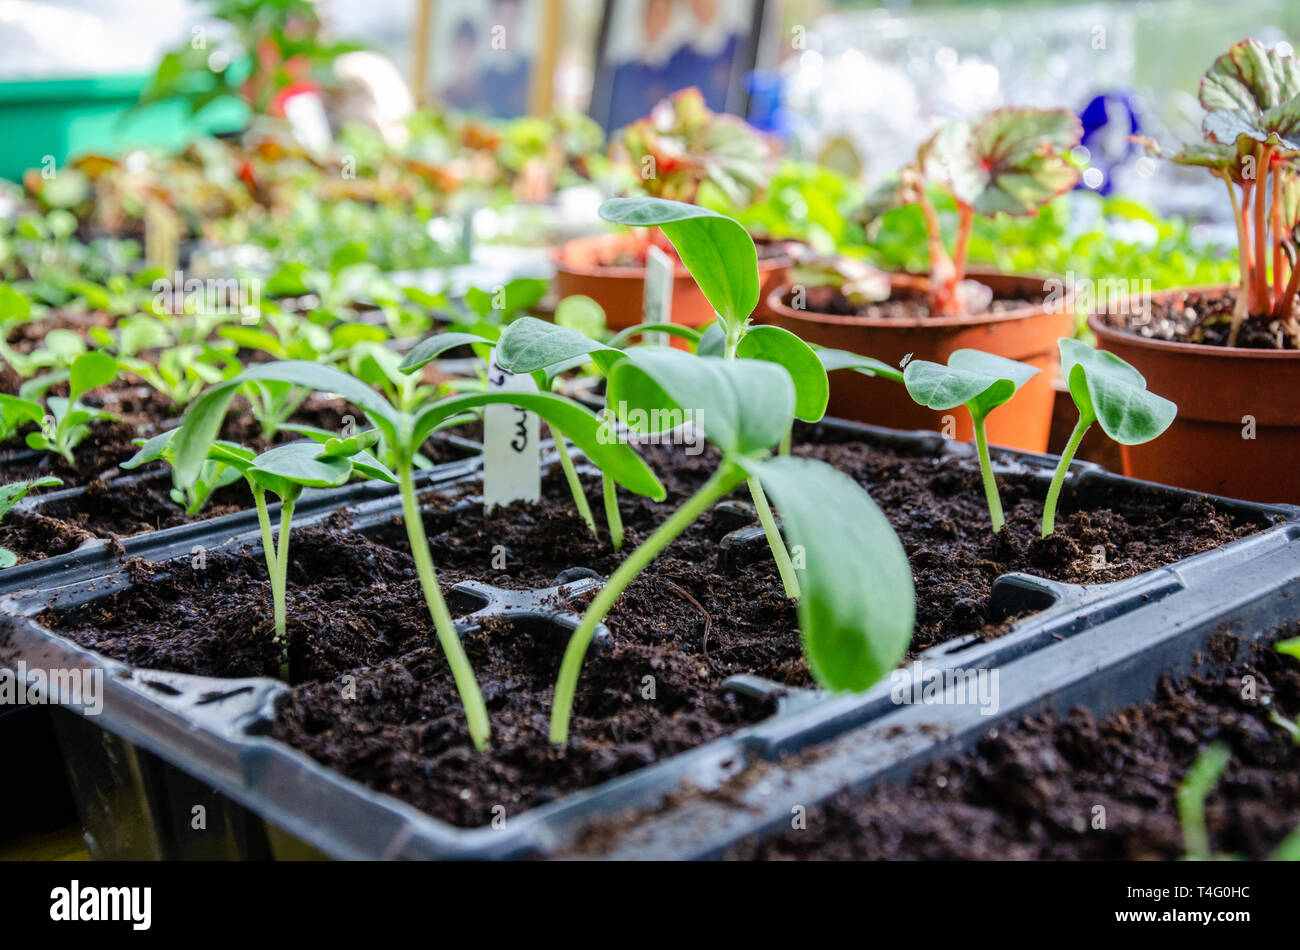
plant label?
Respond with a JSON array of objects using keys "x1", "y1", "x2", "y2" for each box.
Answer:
[
  {"x1": 144, "y1": 199, "x2": 181, "y2": 273},
  {"x1": 484, "y1": 357, "x2": 540, "y2": 511},
  {"x1": 643, "y1": 244, "x2": 674, "y2": 346}
]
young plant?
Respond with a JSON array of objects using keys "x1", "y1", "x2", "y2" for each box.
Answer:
[
  {"x1": 598, "y1": 197, "x2": 835, "y2": 598},
  {"x1": 1042, "y1": 338, "x2": 1177, "y2": 537},
  {"x1": 1139, "y1": 40, "x2": 1300, "y2": 345},
  {"x1": 22, "y1": 351, "x2": 119, "y2": 465},
  {"x1": 170, "y1": 359, "x2": 664, "y2": 749},
  {"x1": 121, "y1": 430, "x2": 244, "y2": 515},
  {"x1": 547, "y1": 345, "x2": 916, "y2": 744},
  {"x1": 1176, "y1": 740, "x2": 1300, "y2": 861},
  {"x1": 1178, "y1": 741, "x2": 1231, "y2": 861},
  {"x1": 142, "y1": 427, "x2": 396, "y2": 677},
  {"x1": 0, "y1": 477, "x2": 62, "y2": 568},
  {"x1": 903, "y1": 350, "x2": 1040, "y2": 532},
  {"x1": 858, "y1": 107, "x2": 1082, "y2": 316},
  {"x1": 1267, "y1": 637, "x2": 1300, "y2": 744}
]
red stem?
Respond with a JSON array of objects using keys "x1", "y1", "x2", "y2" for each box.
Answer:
[
  {"x1": 917, "y1": 188, "x2": 958, "y2": 315},
  {"x1": 1254, "y1": 145, "x2": 1272, "y2": 311},
  {"x1": 1273, "y1": 154, "x2": 1286, "y2": 303},
  {"x1": 952, "y1": 202, "x2": 974, "y2": 288},
  {"x1": 1276, "y1": 241, "x2": 1300, "y2": 323},
  {"x1": 1241, "y1": 180, "x2": 1256, "y2": 313}
]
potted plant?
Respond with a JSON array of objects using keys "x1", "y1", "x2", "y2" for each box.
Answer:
[
  {"x1": 552, "y1": 87, "x2": 789, "y2": 331},
  {"x1": 1093, "y1": 39, "x2": 1300, "y2": 503},
  {"x1": 761, "y1": 107, "x2": 1083, "y2": 452}
]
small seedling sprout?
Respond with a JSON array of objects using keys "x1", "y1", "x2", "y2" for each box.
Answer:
[
  {"x1": 903, "y1": 350, "x2": 1040, "y2": 532},
  {"x1": 1042, "y1": 338, "x2": 1176, "y2": 537}
]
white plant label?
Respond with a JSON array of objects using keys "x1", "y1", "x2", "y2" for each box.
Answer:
[
  {"x1": 643, "y1": 244, "x2": 675, "y2": 346},
  {"x1": 483, "y1": 357, "x2": 540, "y2": 511}
]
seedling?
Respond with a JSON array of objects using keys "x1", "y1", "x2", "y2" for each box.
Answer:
[
  {"x1": 858, "y1": 107, "x2": 1082, "y2": 316},
  {"x1": 548, "y1": 346, "x2": 916, "y2": 744},
  {"x1": 402, "y1": 326, "x2": 615, "y2": 540},
  {"x1": 121, "y1": 430, "x2": 244, "y2": 515},
  {"x1": 598, "y1": 196, "x2": 836, "y2": 598},
  {"x1": 170, "y1": 359, "x2": 663, "y2": 749},
  {"x1": 21, "y1": 351, "x2": 120, "y2": 464},
  {"x1": 140, "y1": 427, "x2": 396, "y2": 677},
  {"x1": 116, "y1": 342, "x2": 242, "y2": 408},
  {"x1": 1177, "y1": 740, "x2": 1300, "y2": 861},
  {"x1": 1177, "y1": 741, "x2": 1231, "y2": 861},
  {"x1": 1267, "y1": 637, "x2": 1300, "y2": 744},
  {"x1": 903, "y1": 350, "x2": 1040, "y2": 532},
  {"x1": 0, "y1": 477, "x2": 62, "y2": 568},
  {"x1": 1139, "y1": 39, "x2": 1300, "y2": 345},
  {"x1": 1042, "y1": 338, "x2": 1176, "y2": 537}
]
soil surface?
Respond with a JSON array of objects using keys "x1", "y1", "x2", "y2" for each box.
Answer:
[
  {"x1": 35, "y1": 429, "x2": 1267, "y2": 829},
  {"x1": 736, "y1": 629, "x2": 1300, "y2": 860},
  {"x1": 785, "y1": 281, "x2": 1041, "y2": 321},
  {"x1": 1094, "y1": 286, "x2": 1298, "y2": 350},
  {"x1": 0, "y1": 375, "x2": 481, "y2": 564}
]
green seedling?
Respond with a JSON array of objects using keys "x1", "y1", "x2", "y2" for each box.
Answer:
[
  {"x1": 1178, "y1": 741, "x2": 1231, "y2": 861},
  {"x1": 598, "y1": 196, "x2": 837, "y2": 598},
  {"x1": 1177, "y1": 739, "x2": 1299, "y2": 861},
  {"x1": 1042, "y1": 338, "x2": 1176, "y2": 537},
  {"x1": 143, "y1": 427, "x2": 396, "y2": 677},
  {"x1": 116, "y1": 342, "x2": 242, "y2": 408},
  {"x1": 21, "y1": 351, "x2": 119, "y2": 464},
  {"x1": 903, "y1": 350, "x2": 1040, "y2": 532},
  {"x1": 1266, "y1": 637, "x2": 1300, "y2": 744},
  {"x1": 170, "y1": 359, "x2": 664, "y2": 750},
  {"x1": 121, "y1": 429, "x2": 245, "y2": 515},
  {"x1": 548, "y1": 345, "x2": 915, "y2": 744},
  {"x1": 0, "y1": 477, "x2": 62, "y2": 568}
]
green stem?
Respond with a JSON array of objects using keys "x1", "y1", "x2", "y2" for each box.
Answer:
[
  {"x1": 551, "y1": 463, "x2": 745, "y2": 744},
  {"x1": 971, "y1": 413, "x2": 1004, "y2": 534},
  {"x1": 602, "y1": 472, "x2": 624, "y2": 551},
  {"x1": 747, "y1": 476, "x2": 800, "y2": 599},
  {"x1": 551, "y1": 426, "x2": 597, "y2": 536},
  {"x1": 399, "y1": 459, "x2": 491, "y2": 750},
  {"x1": 720, "y1": 321, "x2": 799, "y2": 598},
  {"x1": 253, "y1": 488, "x2": 289, "y2": 680},
  {"x1": 273, "y1": 499, "x2": 294, "y2": 679},
  {"x1": 1042, "y1": 415, "x2": 1091, "y2": 538}
]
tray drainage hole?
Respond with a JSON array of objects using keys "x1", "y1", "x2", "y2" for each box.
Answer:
[{"x1": 445, "y1": 588, "x2": 491, "y2": 616}]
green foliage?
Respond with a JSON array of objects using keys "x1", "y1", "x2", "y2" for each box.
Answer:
[
  {"x1": 904, "y1": 350, "x2": 1039, "y2": 532},
  {"x1": 22, "y1": 352, "x2": 119, "y2": 464},
  {"x1": 1043, "y1": 339, "x2": 1177, "y2": 536}
]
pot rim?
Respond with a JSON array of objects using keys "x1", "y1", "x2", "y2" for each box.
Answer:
[
  {"x1": 553, "y1": 231, "x2": 792, "y2": 280},
  {"x1": 1087, "y1": 290, "x2": 1300, "y2": 361},
  {"x1": 764, "y1": 269, "x2": 1069, "y2": 329}
]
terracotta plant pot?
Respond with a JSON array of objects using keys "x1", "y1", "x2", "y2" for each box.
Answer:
[
  {"x1": 1089, "y1": 292, "x2": 1300, "y2": 504},
  {"x1": 759, "y1": 270, "x2": 1072, "y2": 452},
  {"x1": 552, "y1": 231, "x2": 792, "y2": 332}
]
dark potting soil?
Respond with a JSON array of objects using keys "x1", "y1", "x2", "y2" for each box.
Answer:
[
  {"x1": 735, "y1": 629, "x2": 1300, "y2": 860},
  {"x1": 0, "y1": 394, "x2": 480, "y2": 565},
  {"x1": 36, "y1": 431, "x2": 1265, "y2": 829},
  {"x1": 785, "y1": 282, "x2": 1042, "y2": 321},
  {"x1": 1094, "y1": 286, "x2": 1298, "y2": 351}
]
